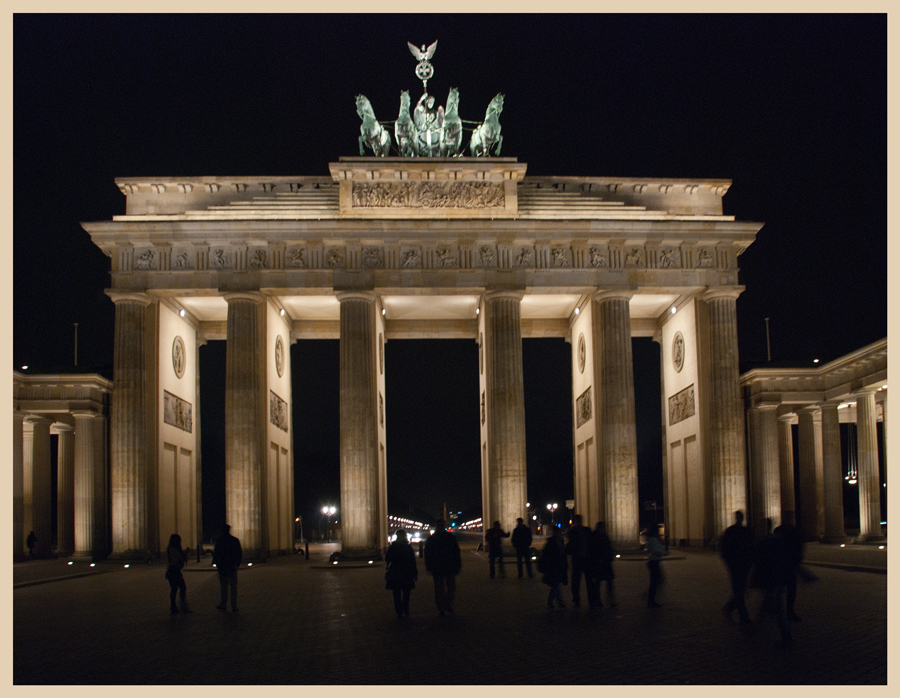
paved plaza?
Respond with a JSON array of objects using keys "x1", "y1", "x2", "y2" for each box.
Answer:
[{"x1": 12, "y1": 536, "x2": 888, "y2": 685}]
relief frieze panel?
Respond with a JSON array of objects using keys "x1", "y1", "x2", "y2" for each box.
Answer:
[
  {"x1": 269, "y1": 390, "x2": 289, "y2": 432},
  {"x1": 668, "y1": 385, "x2": 696, "y2": 426},
  {"x1": 351, "y1": 181, "x2": 505, "y2": 209},
  {"x1": 134, "y1": 249, "x2": 157, "y2": 270},
  {"x1": 576, "y1": 386, "x2": 593, "y2": 428},
  {"x1": 163, "y1": 391, "x2": 193, "y2": 433}
]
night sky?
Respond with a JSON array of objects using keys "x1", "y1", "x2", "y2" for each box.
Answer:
[{"x1": 12, "y1": 14, "x2": 887, "y2": 539}]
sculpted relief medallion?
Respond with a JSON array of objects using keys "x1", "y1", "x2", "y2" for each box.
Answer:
[
  {"x1": 578, "y1": 333, "x2": 586, "y2": 374},
  {"x1": 172, "y1": 336, "x2": 186, "y2": 379},
  {"x1": 672, "y1": 331, "x2": 685, "y2": 373},
  {"x1": 275, "y1": 335, "x2": 285, "y2": 377}
]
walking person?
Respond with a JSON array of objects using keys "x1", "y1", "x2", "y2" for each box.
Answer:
[
  {"x1": 565, "y1": 514, "x2": 591, "y2": 607},
  {"x1": 538, "y1": 525, "x2": 568, "y2": 609},
  {"x1": 774, "y1": 514, "x2": 805, "y2": 621},
  {"x1": 719, "y1": 510, "x2": 754, "y2": 624},
  {"x1": 423, "y1": 519, "x2": 461, "y2": 616},
  {"x1": 484, "y1": 520, "x2": 510, "y2": 578},
  {"x1": 646, "y1": 523, "x2": 667, "y2": 608},
  {"x1": 213, "y1": 524, "x2": 242, "y2": 612},
  {"x1": 754, "y1": 519, "x2": 793, "y2": 646},
  {"x1": 165, "y1": 533, "x2": 191, "y2": 614},
  {"x1": 26, "y1": 530, "x2": 37, "y2": 560},
  {"x1": 385, "y1": 529, "x2": 418, "y2": 618},
  {"x1": 586, "y1": 521, "x2": 617, "y2": 608},
  {"x1": 512, "y1": 517, "x2": 534, "y2": 579}
]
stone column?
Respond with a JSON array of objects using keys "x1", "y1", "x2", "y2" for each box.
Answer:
[
  {"x1": 337, "y1": 291, "x2": 382, "y2": 558},
  {"x1": 224, "y1": 292, "x2": 265, "y2": 556},
  {"x1": 73, "y1": 411, "x2": 105, "y2": 559},
  {"x1": 54, "y1": 423, "x2": 76, "y2": 556},
  {"x1": 13, "y1": 411, "x2": 25, "y2": 558},
  {"x1": 855, "y1": 389, "x2": 884, "y2": 540},
  {"x1": 483, "y1": 289, "x2": 528, "y2": 534},
  {"x1": 820, "y1": 402, "x2": 846, "y2": 543},
  {"x1": 777, "y1": 414, "x2": 796, "y2": 527},
  {"x1": 703, "y1": 289, "x2": 747, "y2": 536},
  {"x1": 109, "y1": 292, "x2": 152, "y2": 556},
  {"x1": 797, "y1": 407, "x2": 819, "y2": 541},
  {"x1": 748, "y1": 405, "x2": 780, "y2": 539},
  {"x1": 26, "y1": 416, "x2": 53, "y2": 558},
  {"x1": 593, "y1": 291, "x2": 639, "y2": 548}
]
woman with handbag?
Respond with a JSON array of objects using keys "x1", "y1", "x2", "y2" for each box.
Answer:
[{"x1": 385, "y1": 529, "x2": 418, "y2": 618}]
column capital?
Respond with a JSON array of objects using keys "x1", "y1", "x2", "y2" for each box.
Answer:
[
  {"x1": 71, "y1": 410, "x2": 101, "y2": 420},
  {"x1": 701, "y1": 286, "x2": 745, "y2": 302},
  {"x1": 24, "y1": 415, "x2": 52, "y2": 426},
  {"x1": 853, "y1": 387, "x2": 878, "y2": 398},
  {"x1": 484, "y1": 289, "x2": 524, "y2": 302},
  {"x1": 105, "y1": 291, "x2": 153, "y2": 306},
  {"x1": 593, "y1": 289, "x2": 634, "y2": 303},
  {"x1": 335, "y1": 290, "x2": 377, "y2": 303},
  {"x1": 51, "y1": 422, "x2": 74, "y2": 435},
  {"x1": 223, "y1": 291, "x2": 265, "y2": 304},
  {"x1": 777, "y1": 413, "x2": 797, "y2": 424}
]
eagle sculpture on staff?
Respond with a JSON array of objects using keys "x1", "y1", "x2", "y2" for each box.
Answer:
[{"x1": 408, "y1": 40, "x2": 438, "y2": 90}]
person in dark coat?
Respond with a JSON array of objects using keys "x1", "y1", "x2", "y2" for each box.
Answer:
[
  {"x1": 212, "y1": 524, "x2": 242, "y2": 612},
  {"x1": 385, "y1": 529, "x2": 418, "y2": 618},
  {"x1": 26, "y1": 530, "x2": 37, "y2": 560},
  {"x1": 165, "y1": 533, "x2": 191, "y2": 614},
  {"x1": 423, "y1": 519, "x2": 462, "y2": 616},
  {"x1": 719, "y1": 510, "x2": 754, "y2": 623},
  {"x1": 754, "y1": 519, "x2": 792, "y2": 646},
  {"x1": 565, "y1": 514, "x2": 591, "y2": 607},
  {"x1": 511, "y1": 517, "x2": 534, "y2": 579},
  {"x1": 773, "y1": 514, "x2": 804, "y2": 621},
  {"x1": 646, "y1": 523, "x2": 667, "y2": 608},
  {"x1": 538, "y1": 526, "x2": 568, "y2": 609},
  {"x1": 484, "y1": 520, "x2": 510, "y2": 578},
  {"x1": 586, "y1": 521, "x2": 617, "y2": 608}
]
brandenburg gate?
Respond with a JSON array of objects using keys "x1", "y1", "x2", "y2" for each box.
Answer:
[{"x1": 75, "y1": 153, "x2": 760, "y2": 559}]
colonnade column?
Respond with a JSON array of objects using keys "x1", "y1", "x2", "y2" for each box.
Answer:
[
  {"x1": 54, "y1": 424, "x2": 75, "y2": 556},
  {"x1": 109, "y1": 292, "x2": 152, "y2": 556},
  {"x1": 593, "y1": 291, "x2": 638, "y2": 548},
  {"x1": 25, "y1": 417, "x2": 53, "y2": 558},
  {"x1": 777, "y1": 415, "x2": 796, "y2": 527},
  {"x1": 820, "y1": 403, "x2": 846, "y2": 543},
  {"x1": 482, "y1": 289, "x2": 527, "y2": 533},
  {"x1": 224, "y1": 292, "x2": 265, "y2": 556},
  {"x1": 702, "y1": 289, "x2": 747, "y2": 536},
  {"x1": 855, "y1": 389, "x2": 884, "y2": 540},
  {"x1": 797, "y1": 407, "x2": 819, "y2": 540},
  {"x1": 747, "y1": 405, "x2": 780, "y2": 538},
  {"x1": 13, "y1": 411, "x2": 24, "y2": 557},
  {"x1": 73, "y1": 411, "x2": 108, "y2": 559},
  {"x1": 337, "y1": 291, "x2": 382, "y2": 558}
]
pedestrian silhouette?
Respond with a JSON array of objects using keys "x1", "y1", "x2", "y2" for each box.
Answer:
[
  {"x1": 646, "y1": 523, "x2": 667, "y2": 607},
  {"x1": 385, "y1": 529, "x2": 418, "y2": 618},
  {"x1": 586, "y1": 521, "x2": 617, "y2": 608},
  {"x1": 565, "y1": 514, "x2": 591, "y2": 607},
  {"x1": 26, "y1": 530, "x2": 37, "y2": 560},
  {"x1": 538, "y1": 525, "x2": 568, "y2": 608},
  {"x1": 423, "y1": 519, "x2": 461, "y2": 616},
  {"x1": 484, "y1": 520, "x2": 510, "y2": 578},
  {"x1": 719, "y1": 510, "x2": 754, "y2": 623},
  {"x1": 774, "y1": 514, "x2": 805, "y2": 621},
  {"x1": 165, "y1": 533, "x2": 191, "y2": 614},
  {"x1": 512, "y1": 517, "x2": 534, "y2": 579},
  {"x1": 753, "y1": 518, "x2": 792, "y2": 646},
  {"x1": 212, "y1": 524, "x2": 242, "y2": 612}
]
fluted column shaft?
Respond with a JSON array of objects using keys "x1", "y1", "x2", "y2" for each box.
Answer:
[
  {"x1": 26, "y1": 417, "x2": 53, "y2": 558},
  {"x1": 337, "y1": 291, "x2": 381, "y2": 555},
  {"x1": 110, "y1": 294, "x2": 151, "y2": 554},
  {"x1": 483, "y1": 290, "x2": 527, "y2": 533},
  {"x1": 820, "y1": 403, "x2": 845, "y2": 543},
  {"x1": 704, "y1": 291, "x2": 747, "y2": 535},
  {"x1": 856, "y1": 389, "x2": 883, "y2": 540},
  {"x1": 225, "y1": 293, "x2": 265, "y2": 554},
  {"x1": 55, "y1": 425, "x2": 75, "y2": 556},
  {"x1": 748, "y1": 405, "x2": 780, "y2": 539},
  {"x1": 74, "y1": 412, "x2": 107, "y2": 558},
  {"x1": 13, "y1": 412, "x2": 24, "y2": 557},
  {"x1": 593, "y1": 291, "x2": 639, "y2": 548},
  {"x1": 777, "y1": 415, "x2": 796, "y2": 527},
  {"x1": 797, "y1": 408, "x2": 819, "y2": 541}
]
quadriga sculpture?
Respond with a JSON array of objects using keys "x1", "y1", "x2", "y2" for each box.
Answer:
[
  {"x1": 394, "y1": 91, "x2": 416, "y2": 157},
  {"x1": 469, "y1": 93, "x2": 504, "y2": 157},
  {"x1": 356, "y1": 94, "x2": 392, "y2": 157},
  {"x1": 440, "y1": 87, "x2": 463, "y2": 157}
]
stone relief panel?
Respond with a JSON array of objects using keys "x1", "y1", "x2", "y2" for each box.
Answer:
[
  {"x1": 363, "y1": 247, "x2": 384, "y2": 268},
  {"x1": 270, "y1": 390, "x2": 289, "y2": 432},
  {"x1": 623, "y1": 246, "x2": 646, "y2": 267},
  {"x1": 481, "y1": 390, "x2": 486, "y2": 425},
  {"x1": 275, "y1": 335, "x2": 285, "y2": 377},
  {"x1": 514, "y1": 246, "x2": 534, "y2": 267},
  {"x1": 577, "y1": 334, "x2": 586, "y2": 374},
  {"x1": 695, "y1": 248, "x2": 716, "y2": 268},
  {"x1": 351, "y1": 181, "x2": 505, "y2": 209},
  {"x1": 134, "y1": 249, "x2": 156, "y2": 270},
  {"x1": 400, "y1": 247, "x2": 422, "y2": 269},
  {"x1": 379, "y1": 392, "x2": 384, "y2": 427},
  {"x1": 658, "y1": 247, "x2": 680, "y2": 269},
  {"x1": 576, "y1": 386, "x2": 593, "y2": 428},
  {"x1": 172, "y1": 336, "x2": 186, "y2": 379},
  {"x1": 433, "y1": 247, "x2": 459, "y2": 269},
  {"x1": 209, "y1": 248, "x2": 232, "y2": 269},
  {"x1": 287, "y1": 247, "x2": 308, "y2": 268},
  {"x1": 163, "y1": 391, "x2": 193, "y2": 433},
  {"x1": 248, "y1": 249, "x2": 268, "y2": 269},
  {"x1": 478, "y1": 245, "x2": 497, "y2": 268},
  {"x1": 325, "y1": 248, "x2": 346, "y2": 268},
  {"x1": 672, "y1": 331, "x2": 685, "y2": 373},
  {"x1": 550, "y1": 246, "x2": 573, "y2": 268},
  {"x1": 172, "y1": 251, "x2": 193, "y2": 269},
  {"x1": 668, "y1": 385, "x2": 695, "y2": 426},
  {"x1": 587, "y1": 246, "x2": 608, "y2": 268}
]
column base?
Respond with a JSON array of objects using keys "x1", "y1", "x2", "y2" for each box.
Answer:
[{"x1": 332, "y1": 547, "x2": 383, "y2": 564}]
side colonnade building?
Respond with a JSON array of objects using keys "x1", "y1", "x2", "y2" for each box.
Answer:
[{"x1": 16, "y1": 156, "x2": 768, "y2": 559}]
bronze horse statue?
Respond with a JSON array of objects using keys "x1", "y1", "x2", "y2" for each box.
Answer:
[
  {"x1": 356, "y1": 94, "x2": 391, "y2": 157},
  {"x1": 469, "y1": 93, "x2": 504, "y2": 157},
  {"x1": 394, "y1": 91, "x2": 416, "y2": 157},
  {"x1": 440, "y1": 87, "x2": 463, "y2": 157}
]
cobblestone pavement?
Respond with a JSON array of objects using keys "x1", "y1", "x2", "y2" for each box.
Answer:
[{"x1": 12, "y1": 540, "x2": 888, "y2": 685}]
